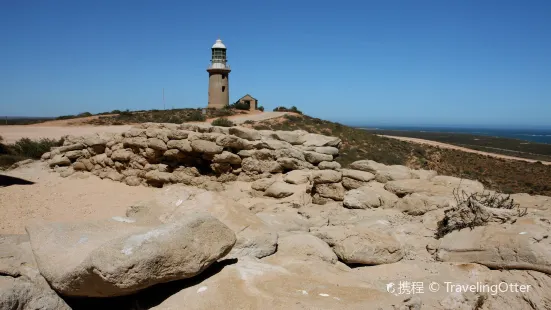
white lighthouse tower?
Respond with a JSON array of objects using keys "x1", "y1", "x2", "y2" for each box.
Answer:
[{"x1": 207, "y1": 38, "x2": 231, "y2": 109}]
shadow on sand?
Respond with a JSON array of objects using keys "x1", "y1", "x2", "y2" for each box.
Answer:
[
  {"x1": 64, "y1": 258, "x2": 238, "y2": 310},
  {"x1": 0, "y1": 174, "x2": 35, "y2": 187}
]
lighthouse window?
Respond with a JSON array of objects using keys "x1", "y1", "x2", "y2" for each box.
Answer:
[
  {"x1": 222, "y1": 75, "x2": 226, "y2": 79},
  {"x1": 222, "y1": 86, "x2": 226, "y2": 92}
]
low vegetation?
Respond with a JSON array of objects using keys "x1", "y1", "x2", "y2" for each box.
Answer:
[
  {"x1": 227, "y1": 101, "x2": 250, "y2": 111},
  {"x1": 366, "y1": 129, "x2": 551, "y2": 162},
  {"x1": 0, "y1": 135, "x2": 63, "y2": 169},
  {"x1": 89, "y1": 109, "x2": 208, "y2": 125},
  {"x1": 273, "y1": 106, "x2": 302, "y2": 114},
  {"x1": 56, "y1": 112, "x2": 93, "y2": 120},
  {"x1": 435, "y1": 189, "x2": 527, "y2": 239},
  {"x1": 0, "y1": 117, "x2": 55, "y2": 125},
  {"x1": 251, "y1": 114, "x2": 551, "y2": 196},
  {"x1": 211, "y1": 117, "x2": 234, "y2": 127}
]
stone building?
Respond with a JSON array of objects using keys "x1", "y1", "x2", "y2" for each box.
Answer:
[
  {"x1": 236, "y1": 94, "x2": 258, "y2": 111},
  {"x1": 207, "y1": 39, "x2": 231, "y2": 109}
]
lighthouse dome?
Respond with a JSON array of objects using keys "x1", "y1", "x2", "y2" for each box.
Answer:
[{"x1": 212, "y1": 39, "x2": 226, "y2": 49}]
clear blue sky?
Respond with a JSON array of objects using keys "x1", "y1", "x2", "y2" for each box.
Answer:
[{"x1": 1, "y1": 0, "x2": 550, "y2": 127}]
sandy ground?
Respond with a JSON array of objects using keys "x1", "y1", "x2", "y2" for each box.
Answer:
[
  {"x1": 0, "y1": 162, "x2": 159, "y2": 234},
  {"x1": 0, "y1": 125, "x2": 133, "y2": 144},
  {"x1": 381, "y1": 135, "x2": 551, "y2": 165},
  {"x1": 0, "y1": 112, "x2": 288, "y2": 144}
]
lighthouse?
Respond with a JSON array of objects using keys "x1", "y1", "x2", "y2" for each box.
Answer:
[{"x1": 207, "y1": 38, "x2": 231, "y2": 109}]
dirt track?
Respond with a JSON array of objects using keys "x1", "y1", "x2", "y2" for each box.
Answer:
[{"x1": 381, "y1": 135, "x2": 551, "y2": 165}]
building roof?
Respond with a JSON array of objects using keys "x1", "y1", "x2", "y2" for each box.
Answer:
[
  {"x1": 212, "y1": 39, "x2": 226, "y2": 49},
  {"x1": 239, "y1": 94, "x2": 258, "y2": 101}
]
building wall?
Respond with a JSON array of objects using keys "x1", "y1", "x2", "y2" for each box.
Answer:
[
  {"x1": 238, "y1": 95, "x2": 258, "y2": 111},
  {"x1": 207, "y1": 71, "x2": 230, "y2": 109}
]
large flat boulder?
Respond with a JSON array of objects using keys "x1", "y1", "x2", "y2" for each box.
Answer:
[
  {"x1": 311, "y1": 226, "x2": 403, "y2": 265},
  {"x1": 394, "y1": 193, "x2": 455, "y2": 215},
  {"x1": 436, "y1": 218, "x2": 551, "y2": 275},
  {"x1": 150, "y1": 257, "x2": 403, "y2": 310},
  {"x1": 27, "y1": 214, "x2": 236, "y2": 297},
  {"x1": 299, "y1": 133, "x2": 341, "y2": 147},
  {"x1": 128, "y1": 185, "x2": 278, "y2": 260},
  {"x1": 0, "y1": 235, "x2": 70, "y2": 309}
]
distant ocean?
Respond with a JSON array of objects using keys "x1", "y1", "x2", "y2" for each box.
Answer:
[{"x1": 362, "y1": 126, "x2": 551, "y2": 144}]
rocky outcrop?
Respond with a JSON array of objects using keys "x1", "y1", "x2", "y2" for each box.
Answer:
[
  {"x1": 128, "y1": 185, "x2": 278, "y2": 260},
  {"x1": 26, "y1": 214, "x2": 236, "y2": 297},
  {"x1": 44, "y1": 124, "x2": 342, "y2": 188}
]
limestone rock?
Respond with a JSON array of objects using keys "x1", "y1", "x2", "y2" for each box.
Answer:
[
  {"x1": 315, "y1": 182, "x2": 345, "y2": 201},
  {"x1": 125, "y1": 176, "x2": 142, "y2": 186},
  {"x1": 299, "y1": 133, "x2": 341, "y2": 147},
  {"x1": 276, "y1": 157, "x2": 313, "y2": 170},
  {"x1": 0, "y1": 235, "x2": 70, "y2": 309},
  {"x1": 265, "y1": 182, "x2": 298, "y2": 198},
  {"x1": 384, "y1": 178, "x2": 482, "y2": 197},
  {"x1": 237, "y1": 149, "x2": 254, "y2": 158},
  {"x1": 216, "y1": 135, "x2": 252, "y2": 150},
  {"x1": 374, "y1": 165, "x2": 414, "y2": 183},
  {"x1": 275, "y1": 233, "x2": 338, "y2": 263},
  {"x1": 311, "y1": 170, "x2": 342, "y2": 184},
  {"x1": 149, "y1": 257, "x2": 401, "y2": 310},
  {"x1": 106, "y1": 170, "x2": 124, "y2": 182},
  {"x1": 72, "y1": 161, "x2": 87, "y2": 171},
  {"x1": 431, "y1": 176, "x2": 484, "y2": 194},
  {"x1": 342, "y1": 177, "x2": 369, "y2": 190},
  {"x1": 242, "y1": 158, "x2": 283, "y2": 174},
  {"x1": 48, "y1": 155, "x2": 70, "y2": 167},
  {"x1": 341, "y1": 169, "x2": 375, "y2": 182},
  {"x1": 144, "y1": 170, "x2": 173, "y2": 184},
  {"x1": 40, "y1": 152, "x2": 51, "y2": 160},
  {"x1": 256, "y1": 211, "x2": 311, "y2": 232},
  {"x1": 273, "y1": 130, "x2": 304, "y2": 145},
  {"x1": 314, "y1": 146, "x2": 339, "y2": 156},
  {"x1": 166, "y1": 130, "x2": 189, "y2": 140},
  {"x1": 318, "y1": 161, "x2": 341, "y2": 170},
  {"x1": 275, "y1": 148, "x2": 305, "y2": 161},
  {"x1": 129, "y1": 185, "x2": 277, "y2": 259},
  {"x1": 213, "y1": 151, "x2": 241, "y2": 165},
  {"x1": 190, "y1": 139, "x2": 223, "y2": 154},
  {"x1": 349, "y1": 159, "x2": 385, "y2": 173},
  {"x1": 311, "y1": 226, "x2": 403, "y2": 265},
  {"x1": 64, "y1": 149, "x2": 88, "y2": 160},
  {"x1": 123, "y1": 137, "x2": 148, "y2": 149},
  {"x1": 284, "y1": 170, "x2": 311, "y2": 185},
  {"x1": 111, "y1": 149, "x2": 133, "y2": 162},
  {"x1": 228, "y1": 127, "x2": 261, "y2": 141},
  {"x1": 395, "y1": 193, "x2": 454, "y2": 215},
  {"x1": 59, "y1": 167, "x2": 75, "y2": 178},
  {"x1": 436, "y1": 219, "x2": 551, "y2": 275},
  {"x1": 261, "y1": 139, "x2": 293, "y2": 150},
  {"x1": 26, "y1": 214, "x2": 236, "y2": 297},
  {"x1": 166, "y1": 139, "x2": 192, "y2": 152},
  {"x1": 343, "y1": 185, "x2": 399, "y2": 209},
  {"x1": 251, "y1": 178, "x2": 276, "y2": 192},
  {"x1": 304, "y1": 151, "x2": 333, "y2": 164}
]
